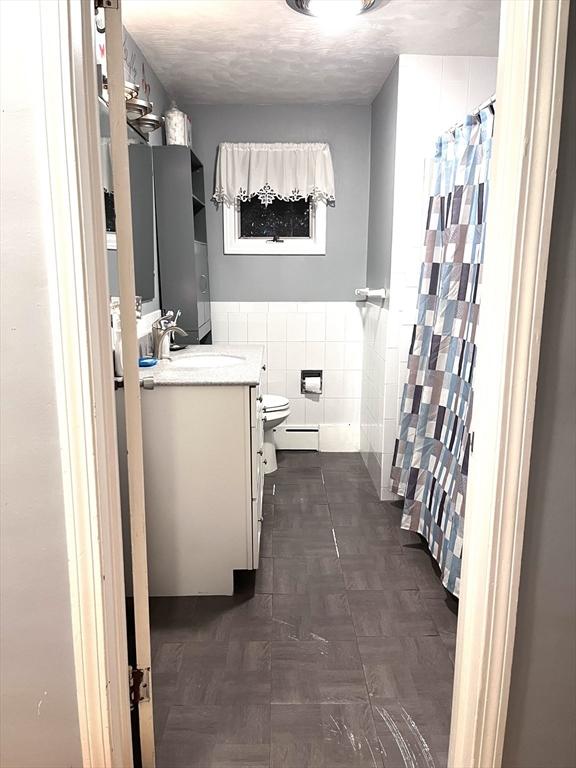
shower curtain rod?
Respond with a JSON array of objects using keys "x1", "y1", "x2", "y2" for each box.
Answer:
[{"x1": 448, "y1": 94, "x2": 496, "y2": 134}]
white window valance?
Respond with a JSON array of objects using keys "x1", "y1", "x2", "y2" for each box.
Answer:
[{"x1": 212, "y1": 142, "x2": 335, "y2": 208}]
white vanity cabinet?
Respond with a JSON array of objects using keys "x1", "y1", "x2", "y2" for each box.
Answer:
[{"x1": 140, "y1": 380, "x2": 265, "y2": 596}]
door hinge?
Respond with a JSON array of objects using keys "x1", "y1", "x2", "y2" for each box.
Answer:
[
  {"x1": 95, "y1": 0, "x2": 119, "y2": 9},
  {"x1": 129, "y1": 666, "x2": 150, "y2": 710}
]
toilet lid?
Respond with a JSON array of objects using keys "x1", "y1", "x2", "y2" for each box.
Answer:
[{"x1": 262, "y1": 394, "x2": 290, "y2": 412}]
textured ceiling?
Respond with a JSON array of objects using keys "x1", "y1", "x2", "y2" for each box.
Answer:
[{"x1": 122, "y1": 0, "x2": 500, "y2": 105}]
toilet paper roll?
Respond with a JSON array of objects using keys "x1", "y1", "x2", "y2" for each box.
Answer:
[{"x1": 303, "y1": 376, "x2": 322, "y2": 394}]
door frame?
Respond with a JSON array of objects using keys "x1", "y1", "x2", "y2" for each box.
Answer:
[
  {"x1": 54, "y1": 0, "x2": 570, "y2": 765},
  {"x1": 449, "y1": 1, "x2": 569, "y2": 765},
  {"x1": 39, "y1": 1, "x2": 133, "y2": 765}
]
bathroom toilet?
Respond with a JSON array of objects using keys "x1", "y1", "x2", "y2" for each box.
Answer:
[{"x1": 262, "y1": 394, "x2": 290, "y2": 474}]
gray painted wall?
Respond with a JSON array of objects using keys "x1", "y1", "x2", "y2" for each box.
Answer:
[
  {"x1": 123, "y1": 28, "x2": 171, "y2": 148},
  {"x1": 0, "y1": 3, "x2": 83, "y2": 764},
  {"x1": 366, "y1": 62, "x2": 398, "y2": 290},
  {"x1": 502, "y1": 6, "x2": 576, "y2": 764},
  {"x1": 186, "y1": 104, "x2": 371, "y2": 301}
]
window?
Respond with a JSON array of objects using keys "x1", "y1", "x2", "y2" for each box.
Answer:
[
  {"x1": 214, "y1": 142, "x2": 334, "y2": 255},
  {"x1": 223, "y1": 199, "x2": 327, "y2": 255},
  {"x1": 240, "y1": 197, "x2": 310, "y2": 239}
]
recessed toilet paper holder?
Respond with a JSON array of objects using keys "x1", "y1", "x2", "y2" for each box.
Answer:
[{"x1": 301, "y1": 369, "x2": 323, "y2": 395}]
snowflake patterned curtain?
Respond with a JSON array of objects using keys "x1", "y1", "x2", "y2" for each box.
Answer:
[
  {"x1": 390, "y1": 104, "x2": 495, "y2": 598},
  {"x1": 212, "y1": 142, "x2": 335, "y2": 207}
]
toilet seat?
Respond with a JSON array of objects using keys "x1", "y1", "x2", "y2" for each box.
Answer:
[{"x1": 262, "y1": 394, "x2": 290, "y2": 412}]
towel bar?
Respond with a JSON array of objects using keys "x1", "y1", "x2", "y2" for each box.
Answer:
[{"x1": 354, "y1": 287, "x2": 389, "y2": 301}]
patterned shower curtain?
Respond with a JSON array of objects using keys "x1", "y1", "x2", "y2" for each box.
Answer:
[{"x1": 390, "y1": 105, "x2": 495, "y2": 597}]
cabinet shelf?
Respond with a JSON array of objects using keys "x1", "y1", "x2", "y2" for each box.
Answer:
[
  {"x1": 192, "y1": 194, "x2": 205, "y2": 212},
  {"x1": 153, "y1": 145, "x2": 210, "y2": 342}
]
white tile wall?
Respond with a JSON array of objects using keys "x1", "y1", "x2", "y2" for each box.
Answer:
[
  {"x1": 228, "y1": 312, "x2": 248, "y2": 342},
  {"x1": 360, "y1": 300, "x2": 389, "y2": 492},
  {"x1": 286, "y1": 313, "x2": 306, "y2": 341},
  {"x1": 211, "y1": 301, "x2": 364, "y2": 449},
  {"x1": 267, "y1": 314, "x2": 287, "y2": 341},
  {"x1": 326, "y1": 311, "x2": 345, "y2": 342},
  {"x1": 360, "y1": 53, "x2": 497, "y2": 499},
  {"x1": 325, "y1": 342, "x2": 345, "y2": 370},
  {"x1": 267, "y1": 341, "x2": 286, "y2": 370},
  {"x1": 248, "y1": 313, "x2": 267, "y2": 342},
  {"x1": 286, "y1": 341, "x2": 305, "y2": 370}
]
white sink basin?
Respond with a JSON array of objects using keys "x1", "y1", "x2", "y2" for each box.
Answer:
[{"x1": 169, "y1": 354, "x2": 245, "y2": 369}]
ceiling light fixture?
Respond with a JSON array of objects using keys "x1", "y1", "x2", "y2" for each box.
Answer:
[{"x1": 286, "y1": 0, "x2": 382, "y2": 20}]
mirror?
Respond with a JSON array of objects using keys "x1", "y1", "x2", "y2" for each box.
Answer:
[{"x1": 99, "y1": 98, "x2": 156, "y2": 304}]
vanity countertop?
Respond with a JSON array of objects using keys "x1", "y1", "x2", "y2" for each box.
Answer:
[{"x1": 139, "y1": 344, "x2": 265, "y2": 387}]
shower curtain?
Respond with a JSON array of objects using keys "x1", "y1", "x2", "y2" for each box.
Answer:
[{"x1": 390, "y1": 104, "x2": 495, "y2": 597}]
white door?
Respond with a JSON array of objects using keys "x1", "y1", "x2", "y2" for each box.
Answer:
[{"x1": 104, "y1": 4, "x2": 155, "y2": 765}]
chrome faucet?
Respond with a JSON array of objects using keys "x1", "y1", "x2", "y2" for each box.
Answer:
[{"x1": 153, "y1": 325, "x2": 187, "y2": 361}]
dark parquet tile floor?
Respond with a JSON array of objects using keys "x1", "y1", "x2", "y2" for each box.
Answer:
[{"x1": 151, "y1": 451, "x2": 457, "y2": 768}]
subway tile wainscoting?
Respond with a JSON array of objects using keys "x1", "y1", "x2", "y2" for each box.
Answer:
[{"x1": 211, "y1": 302, "x2": 365, "y2": 452}]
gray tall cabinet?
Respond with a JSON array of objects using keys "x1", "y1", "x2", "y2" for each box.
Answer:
[{"x1": 153, "y1": 146, "x2": 211, "y2": 343}]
